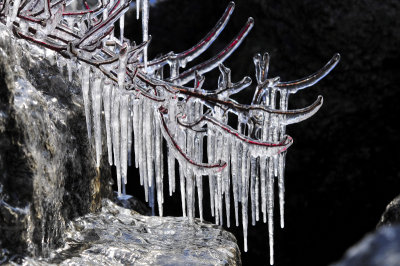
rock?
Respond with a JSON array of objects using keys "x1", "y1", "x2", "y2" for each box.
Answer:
[
  {"x1": 332, "y1": 225, "x2": 400, "y2": 266},
  {"x1": 113, "y1": 192, "x2": 152, "y2": 216},
  {"x1": 378, "y1": 195, "x2": 400, "y2": 228},
  {"x1": 21, "y1": 199, "x2": 241, "y2": 265},
  {"x1": 0, "y1": 25, "x2": 241, "y2": 265},
  {"x1": 0, "y1": 27, "x2": 113, "y2": 258}
]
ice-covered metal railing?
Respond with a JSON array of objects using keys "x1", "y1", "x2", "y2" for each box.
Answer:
[{"x1": 0, "y1": 0, "x2": 340, "y2": 264}]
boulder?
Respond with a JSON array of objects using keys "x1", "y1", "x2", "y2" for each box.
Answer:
[
  {"x1": 21, "y1": 199, "x2": 241, "y2": 265},
  {"x1": 0, "y1": 26, "x2": 241, "y2": 265},
  {"x1": 378, "y1": 195, "x2": 400, "y2": 228},
  {"x1": 332, "y1": 225, "x2": 400, "y2": 266},
  {"x1": 0, "y1": 27, "x2": 113, "y2": 258}
]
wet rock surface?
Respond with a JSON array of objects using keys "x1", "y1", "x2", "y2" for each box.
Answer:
[
  {"x1": 21, "y1": 199, "x2": 241, "y2": 265},
  {"x1": 0, "y1": 28, "x2": 113, "y2": 258},
  {"x1": 332, "y1": 225, "x2": 400, "y2": 266},
  {"x1": 113, "y1": 192, "x2": 152, "y2": 216},
  {"x1": 378, "y1": 195, "x2": 400, "y2": 228},
  {"x1": 333, "y1": 196, "x2": 400, "y2": 266}
]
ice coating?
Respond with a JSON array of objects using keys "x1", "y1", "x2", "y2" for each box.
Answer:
[{"x1": 0, "y1": 0, "x2": 340, "y2": 264}]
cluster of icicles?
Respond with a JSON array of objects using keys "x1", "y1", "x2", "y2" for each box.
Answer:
[{"x1": 0, "y1": 0, "x2": 340, "y2": 263}]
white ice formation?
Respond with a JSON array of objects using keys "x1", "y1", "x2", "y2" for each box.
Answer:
[{"x1": 0, "y1": 0, "x2": 340, "y2": 264}]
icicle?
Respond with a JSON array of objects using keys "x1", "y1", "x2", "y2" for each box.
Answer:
[
  {"x1": 224, "y1": 136, "x2": 231, "y2": 228},
  {"x1": 170, "y1": 61, "x2": 179, "y2": 79},
  {"x1": 216, "y1": 134, "x2": 223, "y2": 226},
  {"x1": 127, "y1": 101, "x2": 133, "y2": 167},
  {"x1": 142, "y1": 0, "x2": 149, "y2": 71},
  {"x1": 118, "y1": 44, "x2": 128, "y2": 90},
  {"x1": 261, "y1": 157, "x2": 267, "y2": 223},
  {"x1": 207, "y1": 129, "x2": 216, "y2": 217},
  {"x1": 155, "y1": 116, "x2": 163, "y2": 217},
  {"x1": 186, "y1": 174, "x2": 195, "y2": 221},
  {"x1": 120, "y1": 15, "x2": 125, "y2": 43},
  {"x1": 255, "y1": 157, "x2": 260, "y2": 222},
  {"x1": 122, "y1": 180, "x2": 126, "y2": 196},
  {"x1": 267, "y1": 157, "x2": 275, "y2": 265},
  {"x1": 120, "y1": 93, "x2": 129, "y2": 188},
  {"x1": 278, "y1": 152, "x2": 286, "y2": 229},
  {"x1": 179, "y1": 165, "x2": 186, "y2": 217},
  {"x1": 241, "y1": 145, "x2": 250, "y2": 252},
  {"x1": 132, "y1": 99, "x2": 140, "y2": 169},
  {"x1": 160, "y1": 135, "x2": 164, "y2": 203},
  {"x1": 178, "y1": 130, "x2": 187, "y2": 217},
  {"x1": 81, "y1": 64, "x2": 92, "y2": 140},
  {"x1": 149, "y1": 175, "x2": 155, "y2": 215},
  {"x1": 279, "y1": 90, "x2": 289, "y2": 138},
  {"x1": 250, "y1": 157, "x2": 256, "y2": 226},
  {"x1": 193, "y1": 130, "x2": 204, "y2": 222},
  {"x1": 102, "y1": 82, "x2": 113, "y2": 165},
  {"x1": 111, "y1": 88, "x2": 121, "y2": 196},
  {"x1": 231, "y1": 140, "x2": 239, "y2": 226},
  {"x1": 91, "y1": 73, "x2": 103, "y2": 167},
  {"x1": 168, "y1": 148, "x2": 175, "y2": 196},
  {"x1": 274, "y1": 154, "x2": 278, "y2": 177},
  {"x1": 140, "y1": 100, "x2": 149, "y2": 202},
  {"x1": 214, "y1": 178, "x2": 220, "y2": 225},
  {"x1": 196, "y1": 174, "x2": 203, "y2": 222},
  {"x1": 136, "y1": 0, "x2": 141, "y2": 20},
  {"x1": 144, "y1": 100, "x2": 154, "y2": 188},
  {"x1": 167, "y1": 100, "x2": 176, "y2": 195},
  {"x1": 278, "y1": 90, "x2": 289, "y2": 230}
]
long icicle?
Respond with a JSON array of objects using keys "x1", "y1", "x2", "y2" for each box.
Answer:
[
  {"x1": 102, "y1": 81, "x2": 113, "y2": 165},
  {"x1": 92, "y1": 73, "x2": 103, "y2": 167},
  {"x1": 81, "y1": 64, "x2": 92, "y2": 140}
]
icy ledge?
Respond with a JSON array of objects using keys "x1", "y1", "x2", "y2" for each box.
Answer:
[{"x1": 20, "y1": 199, "x2": 241, "y2": 266}]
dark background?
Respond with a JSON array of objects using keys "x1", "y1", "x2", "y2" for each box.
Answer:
[{"x1": 120, "y1": 0, "x2": 400, "y2": 265}]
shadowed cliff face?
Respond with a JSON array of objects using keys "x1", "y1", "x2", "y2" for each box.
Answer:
[
  {"x1": 0, "y1": 30, "x2": 113, "y2": 258},
  {"x1": 123, "y1": 0, "x2": 400, "y2": 265}
]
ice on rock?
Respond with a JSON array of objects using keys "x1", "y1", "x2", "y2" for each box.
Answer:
[{"x1": 0, "y1": 0, "x2": 339, "y2": 263}]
